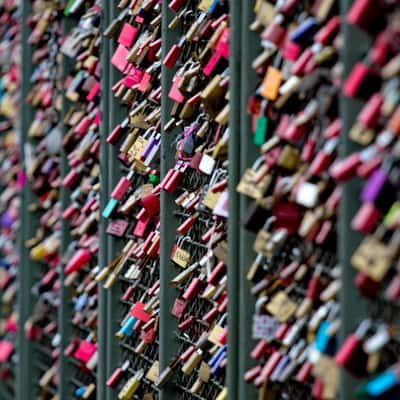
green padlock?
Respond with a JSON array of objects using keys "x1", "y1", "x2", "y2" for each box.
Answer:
[
  {"x1": 149, "y1": 174, "x2": 160, "y2": 185},
  {"x1": 384, "y1": 201, "x2": 400, "y2": 228},
  {"x1": 254, "y1": 115, "x2": 268, "y2": 146}
]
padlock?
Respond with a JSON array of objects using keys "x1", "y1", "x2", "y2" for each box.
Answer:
[
  {"x1": 347, "y1": 0, "x2": 386, "y2": 34},
  {"x1": 65, "y1": 249, "x2": 92, "y2": 275},
  {"x1": 351, "y1": 203, "x2": 382, "y2": 233},
  {"x1": 355, "y1": 272, "x2": 381, "y2": 298},
  {"x1": 335, "y1": 320, "x2": 371, "y2": 377},
  {"x1": 343, "y1": 62, "x2": 381, "y2": 99}
]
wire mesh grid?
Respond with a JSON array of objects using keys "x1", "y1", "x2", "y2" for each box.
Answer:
[
  {"x1": 114, "y1": 258, "x2": 160, "y2": 399},
  {"x1": 169, "y1": 181, "x2": 228, "y2": 399}
]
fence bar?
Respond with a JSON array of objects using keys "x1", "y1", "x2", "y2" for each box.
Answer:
[
  {"x1": 58, "y1": 10, "x2": 77, "y2": 400},
  {"x1": 238, "y1": 2, "x2": 259, "y2": 399},
  {"x1": 339, "y1": 1, "x2": 371, "y2": 398},
  {"x1": 98, "y1": 0, "x2": 111, "y2": 398},
  {"x1": 159, "y1": 2, "x2": 181, "y2": 399},
  {"x1": 227, "y1": 1, "x2": 242, "y2": 400},
  {"x1": 16, "y1": 0, "x2": 34, "y2": 398},
  {"x1": 105, "y1": 1, "x2": 125, "y2": 397}
]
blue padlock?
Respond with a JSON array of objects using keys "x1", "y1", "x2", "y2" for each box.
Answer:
[
  {"x1": 102, "y1": 197, "x2": 119, "y2": 219},
  {"x1": 290, "y1": 17, "x2": 319, "y2": 46},
  {"x1": 118, "y1": 315, "x2": 138, "y2": 338}
]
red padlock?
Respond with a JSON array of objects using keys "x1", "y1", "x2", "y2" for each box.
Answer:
[
  {"x1": 307, "y1": 270, "x2": 324, "y2": 301},
  {"x1": 309, "y1": 139, "x2": 337, "y2": 176},
  {"x1": 133, "y1": 212, "x2": 151, "y2": 238},
  {"x1": 292, "y1": 48, "x2": 313, "y2": 76},
  {"x1": 168, "y1": 0, "x2": 186, "y2": 12},
  {"x1": 183, "y1": 277, "x2": 202, "y2": 303},
  {"x1": 358, "y1": 93, "x2": 384, "y2": 129},
  {"x1": 355, "y1": 272, "x2": 381, "y2": 298},
  {"x1": 324, "y1": 119, "x2": 342, "y2": 139},
  {"x1": 25, "y1": 321, "x2": 42, "y2": 341},
  {"x1": 283, "y1": 118, "x2": 308, "y2": 142},
  {"x1": 385, "y1": 274, "x2": 400, "y2": 301},
  {"x1": 371, "y1": 31, "x2": 392, "y2": 66},
  {"x1": 111, "y1": 177, "x2": 131, "y2": 201},
  {"x1": 63, "y1": 169, "x2": 81, "y2": 190},
  {"x1": 164, "y1": 169, "x2": 182, "y2": 193},
  {"x1": 295, "y1": 360, "x2": 313, "y2": 383},
  {"x1": 0, "y1": 367, "x2": 10, "y2": 381},
  {"x1": 251, "y1": 339, "x2": 269, "y2": 360},
  {"x1": 218, "y1": 295, "x2": 228, "y2": 313},
  {"x1": 171, "y1": 298, "x2": 186, "y2": 318},
  {"x1": 207, "y1": 261, "x2": 226, "y2": 285},
  {"x1": 315, "y1": 220, "x2": 334, "y2": 245},
  {"x1": 180, "y1": 345, "x2": 195, "y2": 362},
  {"x1": 283, "y1": 40, "x2": 302, "y2": 61},
  {"x1": 347, "y1": 0, "x2": 386, "y2": 34},
  {"x1": 312, "y1": 377, "x2": 325, "y2": 399},
  {"x1": 330, "y1": 153, "x2": 362, "y2": 181},
  {"x1": 218, "y1": 329, "x2": 228, "y2": 345},
  {"x1": 177, "y1": 315, "x2": 195, "y2": 331},
  {"x1": 273, "y1": 202, "x2": 301, "y2": 235},
  {"x1": 107, "y1": 361, "x2": 129, "y2": 388},
  {"x1": 261, "y1": 21, "x2": 286, "y2": 48},
  {"x1": 255, "y1": 351, "x2": 282, "y2": 387},
  {"x1": 343, "y1": 62, "x2": 381, "y2": 99},
  {"x1": 160, "y1": 168, "x2": 175, "y2": 189},
  {"x1": 0, "y1": 341, "x2": 14, "y2": 363},
  {"x1": 315, "y1": 16, "x2": 341, "y2": 45},
  {"x1": 141, "y1": 193, "x2": 160, "y2": 216},
  {"x1": 164, "y1": 43, "x2": 184, "y2": 69},
  {"x1": 301, "y1": 136, "x2": 317, "y2": 163},
  {"x1": 121, "y1": 286, "x2": 135, "y2": 302},
  {"x1": 141, "y1": 231, "x2": 156, "y2": 254},
  {"x1": 280, "y1": 0, "x2": 299, "y2": 15},
  {"x1": 335, "y1": 320, "x2": 371, "y2": 377},
  {"x1": 244, "y1": 365, "x2": 262, "y2": 384},
  {"x1": 202, "y1": 307, "x2": 219, "y2": 324},
  {"x1": 275, "y1": 322, "x2": 290, "y2": 341},
  {"x1": 42, "y1": 269, "x2": 57, "y2": 287},
  {"x1": 65, "y1": 249, "x2": 92, "y2": 275},
  {"x1": 357, "y1": 157, "x2": 381, "y2": 179},
  {"x1": 107, "y1": 125, "x2": 124, "y2": 145},
  {"x1": 351, "y1": 202, "x2": 382, "y2": 233},
  {"x1": 176, "y1": 213, "x2": 198, "y2": 235},
  {"x1": 74, "y1": 116, "x2": 92, "y2": 137}
]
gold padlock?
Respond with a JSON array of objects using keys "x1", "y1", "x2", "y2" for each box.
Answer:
[
  {"x1": 349, "y1": 122, "x2": 376, "y2": 145},
  {"x1": 278, "y1": 145, "x2": 300, "y2": 170}
]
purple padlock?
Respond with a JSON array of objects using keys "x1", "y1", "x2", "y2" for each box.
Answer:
[
  {"x1": 142, "y1": 136, "x2": 159, "y2": 160},
  {"x1": 270, "y1": 354, "x2": 291, "y2": 382},
  {"x1": 41, "y1": 158, "x2": 57, "y2": 175},
  {"x1": 361, "y1": 168, "x2": 388, "y2": 203},
  {"x1": 1, "y1": 211, "x2": 14, "y2": 229}
]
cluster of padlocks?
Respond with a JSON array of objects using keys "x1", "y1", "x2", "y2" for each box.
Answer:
[{"x1": 0, "y1": 0, "x2": 398, "y2": 399}]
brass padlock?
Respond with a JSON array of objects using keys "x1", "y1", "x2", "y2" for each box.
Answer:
[{"x1": 278, "y1": 145, "x2": 300, "y2": 170}]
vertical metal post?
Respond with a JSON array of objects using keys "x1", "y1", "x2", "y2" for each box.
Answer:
[
  {"x1": 98, "y1": 1, "x2": 110, "y2": 398},
  {"x1": 160, "y1": 3, "x2": 181, "y2": 399},
  {"x1": 16, "y1": 0, "x2": 34, "y2": 398},
  {"x1": 227, "y1": 2, "x2": 241, "y2": 400},
  {"x1": 105, "y1": 1, "x2": 125, "y2": 397},
  {"x1": 58, "y1": 12, "x2": 76, "y2": 400},
  {"x1": 339, "y1": 1, "x2": 371, "y2": 398},
  {"x1": 238, "y1": 3, "x2": 259, "y2": 399}
]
